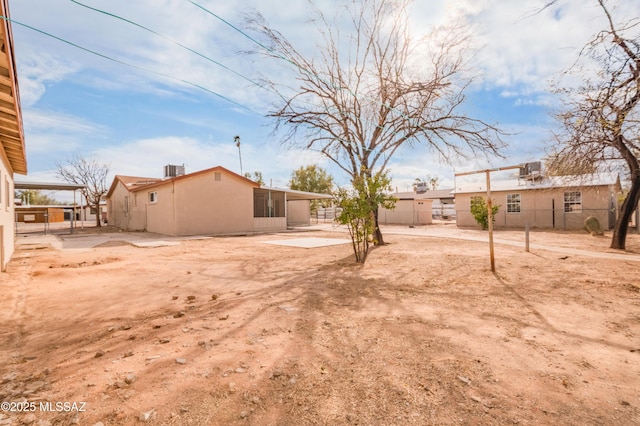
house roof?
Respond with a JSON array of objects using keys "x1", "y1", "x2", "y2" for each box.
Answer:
[
  {"x1": 106, "y1": 166, "x2": 259, "y2": 198},
  {"x1": 0, "y1": 0, "x2": 27, "y2": 175},
  {"x1": 454, "y1": 173, "x2": 620, "y2": 195},
  {"x1": 392, "y1": 188, "x2": 455, "y2": 200},
  {"x1": 106, "y1": 175, "x2": 163, "y2": 198},
  {"x1": 106, "y1": 166, "x2": 334, "y2": 201}
]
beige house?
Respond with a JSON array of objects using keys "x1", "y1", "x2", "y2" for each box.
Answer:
[
  {"x1": 378, "y1": 194, "x2": 433, "y2": 226},
  {"x1": 0, "y1": 0, "x2": 27, "y2": 271},
  {"x1": 106, "y1": 166, "x2": 331, "y2": 236},
  {"x1": 454, "y1": 174, "x2": 621, "y2": 230}
]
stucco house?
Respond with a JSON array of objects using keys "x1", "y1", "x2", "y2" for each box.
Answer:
[
  {"x1": 384, "y1": 188, "x2": 455, "y2": 223},
  {"x1": 106, "y1": 166, "x2": 331, "y2": 236},
  {"x1": 454, "y1": 173, "x2": 622, "y2": 230},
  {"x1": 378, "y1": 193, "x2": 433, "y2": 225},
  {"x1": 0, "y1": 0, "x2": 27, "y2": 271}
]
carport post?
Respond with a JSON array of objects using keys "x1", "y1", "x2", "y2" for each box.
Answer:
[{"x1": 71, "y1": 190, "x2": 76, "y2": 234}]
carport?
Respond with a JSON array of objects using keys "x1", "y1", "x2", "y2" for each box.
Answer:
[{"x1": 14, "y1": 181, "x2": 87, "y2": 234}]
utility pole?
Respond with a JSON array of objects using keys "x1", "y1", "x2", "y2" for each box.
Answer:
[{"x1": 234, "y1": 135, "x2": 243, "y2": 176}]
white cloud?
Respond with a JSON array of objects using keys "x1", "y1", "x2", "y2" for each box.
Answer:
[
  {"x1": 25, "y1": 109, "x2": 106, "y2": 135},
  {"x1": 88, "y1": 136, "x2": 238, "y2": 178},
  {"x1": 16, "y1": 53, "x2": 79, "y2": 106},
  {"x1": 22, "y1": 109, "x2": 107, "y2": 155}
]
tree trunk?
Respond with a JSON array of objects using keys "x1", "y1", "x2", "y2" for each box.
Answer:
[
  {"x1": 372, "y1": 207, "x2": 385, "y2": 246},
  {"x1": 611, "y1": 174, "x2": 640, "y2": 250},
  {"x1": 94, "y1": 202, "x2": 102, "y2": 227}
]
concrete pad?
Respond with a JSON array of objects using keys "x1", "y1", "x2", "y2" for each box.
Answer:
[
  {"x1": 264, "y1": 237, "x2": 351, "y2": 248},
  {"x1": 130, "y1": 240, "x2": 181, "y2": 248}
]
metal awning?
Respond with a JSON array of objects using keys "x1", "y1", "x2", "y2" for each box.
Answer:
[
  {"x1": 14, "y1": 181, "x2": 86, "y2": 191},
  {"x1": 259, "y1": 186, "x2": 333, "y2": 201}
]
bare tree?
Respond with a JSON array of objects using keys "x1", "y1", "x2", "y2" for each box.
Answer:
[
  {"x1": 549, "y1": 0, "x2": 640, "y2": 250},
  {"x1": 247, "y1": 0, "x2": 503, "y2": 245},
  {"x1": 56, "y1": 156, "x2": 110, "y2": 227}
]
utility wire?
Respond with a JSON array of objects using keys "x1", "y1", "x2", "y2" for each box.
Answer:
[
  {"x1": 187, "y1": 0, "x2": 408, "y2": 128},
  {"x1": 68, "y1": 0, "x2": 377, "y2": 138},
  {"x1": 69, "y1": 0, "x2": 278, "y2": 98},
  {"x1": 70, "y1": 0, "x2": 369, "y2": 138},
  {"x1": 0, "y1": 15, "x2": 261, "y2": 115}
]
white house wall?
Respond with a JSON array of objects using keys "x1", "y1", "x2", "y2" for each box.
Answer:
[
  {"x1": 287, "y1": 200, "x2": 310, "y2": 226},
  {"x1": 171, "y1": 171, "x2": 255, "y2": 236},
  {"x1": 0, "y1": 149, "x2": 14, "y2": 271}
]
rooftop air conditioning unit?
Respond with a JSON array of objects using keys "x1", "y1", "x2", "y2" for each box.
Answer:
[
  {"x1": 415, "y1": 182, "x2": 428, "y2": 193},
  {"x1": 164, "y1": 164, "x2": 185, "y2": 178},
  {"x1": 519, "y1": 161, "x2": 542, "y2": 181}
]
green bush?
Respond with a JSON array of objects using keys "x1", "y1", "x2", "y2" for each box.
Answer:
[{"x1": 470, "y1": 196, "x2": 499, "y2": 230}]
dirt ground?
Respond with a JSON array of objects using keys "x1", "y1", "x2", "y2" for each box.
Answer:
[{"x1": 1, "y1": 224, "x2": 639, "y2": 425}]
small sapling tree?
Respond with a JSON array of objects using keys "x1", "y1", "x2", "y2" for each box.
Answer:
[
  {"x1": 335, "y1": 171, "x2": 396, "y2": 264},
  {"x1": 470, "y1": 196, "x2": 499, "y2": 230}
]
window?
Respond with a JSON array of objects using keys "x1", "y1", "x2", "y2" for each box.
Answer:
[
  {"x1": 564, "y1": 191, "x2": 582, "y2": 213},
  {"x1": 149, "y1": 191, "x2": 158, "y2": 203},
  {"x1": 506, "y1": 193, "x2": 521, "y2": 213}
]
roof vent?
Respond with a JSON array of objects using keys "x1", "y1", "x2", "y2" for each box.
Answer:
[{"x1": 164, "y1": 164, "x2": 185, "y2": 178}]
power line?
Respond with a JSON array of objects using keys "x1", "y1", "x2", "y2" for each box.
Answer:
[
  {"x1": 0, "y1": 15, "x2": 261, "y2": 115},
  {"x1": 186, "y1": 0, "x2": 452, "y2": 151},
  {"x1": 68, "y1": 0, "x2": 394, "y2": 141},
  {"x1": 69, "y1": 0, "x2": 278, "y2": 98}
]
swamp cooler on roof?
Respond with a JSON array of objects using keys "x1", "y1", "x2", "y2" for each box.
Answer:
[{"x1": 164, "y1": 164, "x2": 185, "y2": 178}]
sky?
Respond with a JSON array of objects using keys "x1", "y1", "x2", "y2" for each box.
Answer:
[{"x1": 7, "y1": 0, "x2": 640, "y2": 200}]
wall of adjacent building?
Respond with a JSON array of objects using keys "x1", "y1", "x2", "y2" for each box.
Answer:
[
  {"x1": 287, "y1": 200, "x2": 310, "y2": 226},
  {"x1": 379, "y1": 199, "x2": 433, "y2": 225},
  {"x1": 170, "y1": 170, "x2": 255, "y2": 236},
  {"x1": 108, "y1": 181, "x2": 147, "y2": 231},
  {"x1": 455, "y1": 186, "x2": 616, "y2": 230},
  {"x1": 0, "y1": 150, "x2": 14, "y2": 271}
]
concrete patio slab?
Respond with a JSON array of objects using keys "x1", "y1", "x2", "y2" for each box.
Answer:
[{"x1": 264, "y1": 237, "x2": 351, "y2": 248}]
